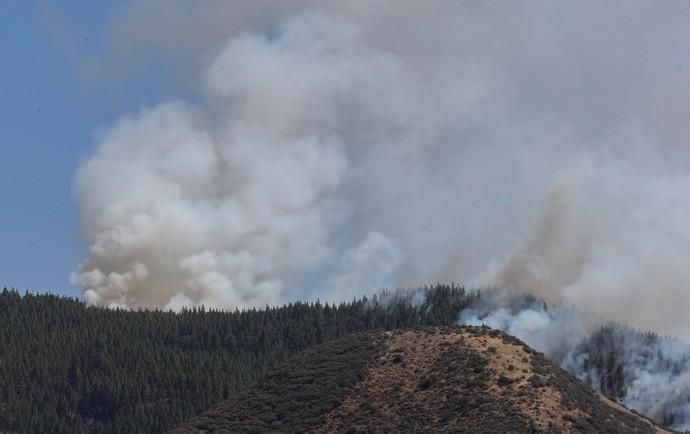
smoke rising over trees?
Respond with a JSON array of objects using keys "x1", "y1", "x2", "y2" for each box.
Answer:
[
  {"x1": 70, "y1": 1, "x2": 690, "y2": 340},
  {"x1": 5, "y1": 285, "x2": 690, "y2": 432}
]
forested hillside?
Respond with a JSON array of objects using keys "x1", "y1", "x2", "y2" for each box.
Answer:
[
  {"x1": 0, "y1": 285, "x2": 472, "y2": 433},
  {"x1": 3, "y1": 284, "x2": 688, "y2": 433}
]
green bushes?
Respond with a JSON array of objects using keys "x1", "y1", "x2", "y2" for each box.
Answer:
[{"x1": 174, "y1": 333, "x2": 381, "y2": 433}]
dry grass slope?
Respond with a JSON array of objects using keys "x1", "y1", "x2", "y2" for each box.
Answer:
[{"x1": 174, "y1": 326, "x2": 673, "y2": 433}]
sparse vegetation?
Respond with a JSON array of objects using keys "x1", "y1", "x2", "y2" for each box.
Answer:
[{"x1": 178, "y1": 326, "x2": 666, "y2": 433}]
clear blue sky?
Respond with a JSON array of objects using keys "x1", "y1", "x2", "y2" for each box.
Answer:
[{"x1": 0, "y1": 2, "x2": 172, "y2": 297}]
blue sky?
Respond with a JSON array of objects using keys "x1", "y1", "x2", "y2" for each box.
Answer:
[{"x1": 0, "y1": 1, "x2": 171, "y2": 297}]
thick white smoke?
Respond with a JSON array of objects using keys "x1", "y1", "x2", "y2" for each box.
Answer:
[
  {"x1": 73, "y1": 1, "x2": 690, "y2": 340},
  {"x1": 459, "y1": 290, "x2": 594, "y2": 362},
  {"x1": 460, "y1": 289, "x2": 690, "y2": 431},
  {"x1": 480, "y1": 148, "x2": 690, "y2": 338}
]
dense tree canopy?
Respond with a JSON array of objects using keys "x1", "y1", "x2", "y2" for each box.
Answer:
[{"x1": 0, "y1": 284, "x2": 473, "y2": 433}]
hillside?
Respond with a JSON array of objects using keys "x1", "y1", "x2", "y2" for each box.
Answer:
[
  {"x1": 175, "y1": 327, "x2": 670, "y2": 433},
  {"x1": 0, "y1": 285, "x2": 472, "y2": 433},
  {"x1": 2, "y1": 287, "x2": 684, "y2": 432}
]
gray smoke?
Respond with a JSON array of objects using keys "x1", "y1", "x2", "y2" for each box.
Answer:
[
  {"x1": 73, "y1": 1, "x2": 690, "y2": 340},
  {"x1": 460, "y1": 289, "x2": 690, "y2": 431}
]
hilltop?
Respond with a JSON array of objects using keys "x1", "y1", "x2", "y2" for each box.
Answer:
[{"x1": 175, "y1": 327, "x2": 670, "y2": 433}]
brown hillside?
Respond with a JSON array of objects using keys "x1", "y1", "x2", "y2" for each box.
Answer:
[{"x1": 174, "y1": 327, "x2": 672, "y2": 433}]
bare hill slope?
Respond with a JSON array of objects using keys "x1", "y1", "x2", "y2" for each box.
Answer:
[{"x1": 174, "y1": 327, "x2": 671, "y2": 433}]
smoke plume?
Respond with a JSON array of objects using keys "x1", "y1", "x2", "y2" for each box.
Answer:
[
  {"x1": 73, "y1": 1, "x2": 690, "y2": 340},
  {"x1": 460, "y1": 289, "x2": 690, "y2": 430}
]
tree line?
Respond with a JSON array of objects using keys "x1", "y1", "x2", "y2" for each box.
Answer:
[{"x1": 0, "y1": 284, "x2": 473, "y2": 433}]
